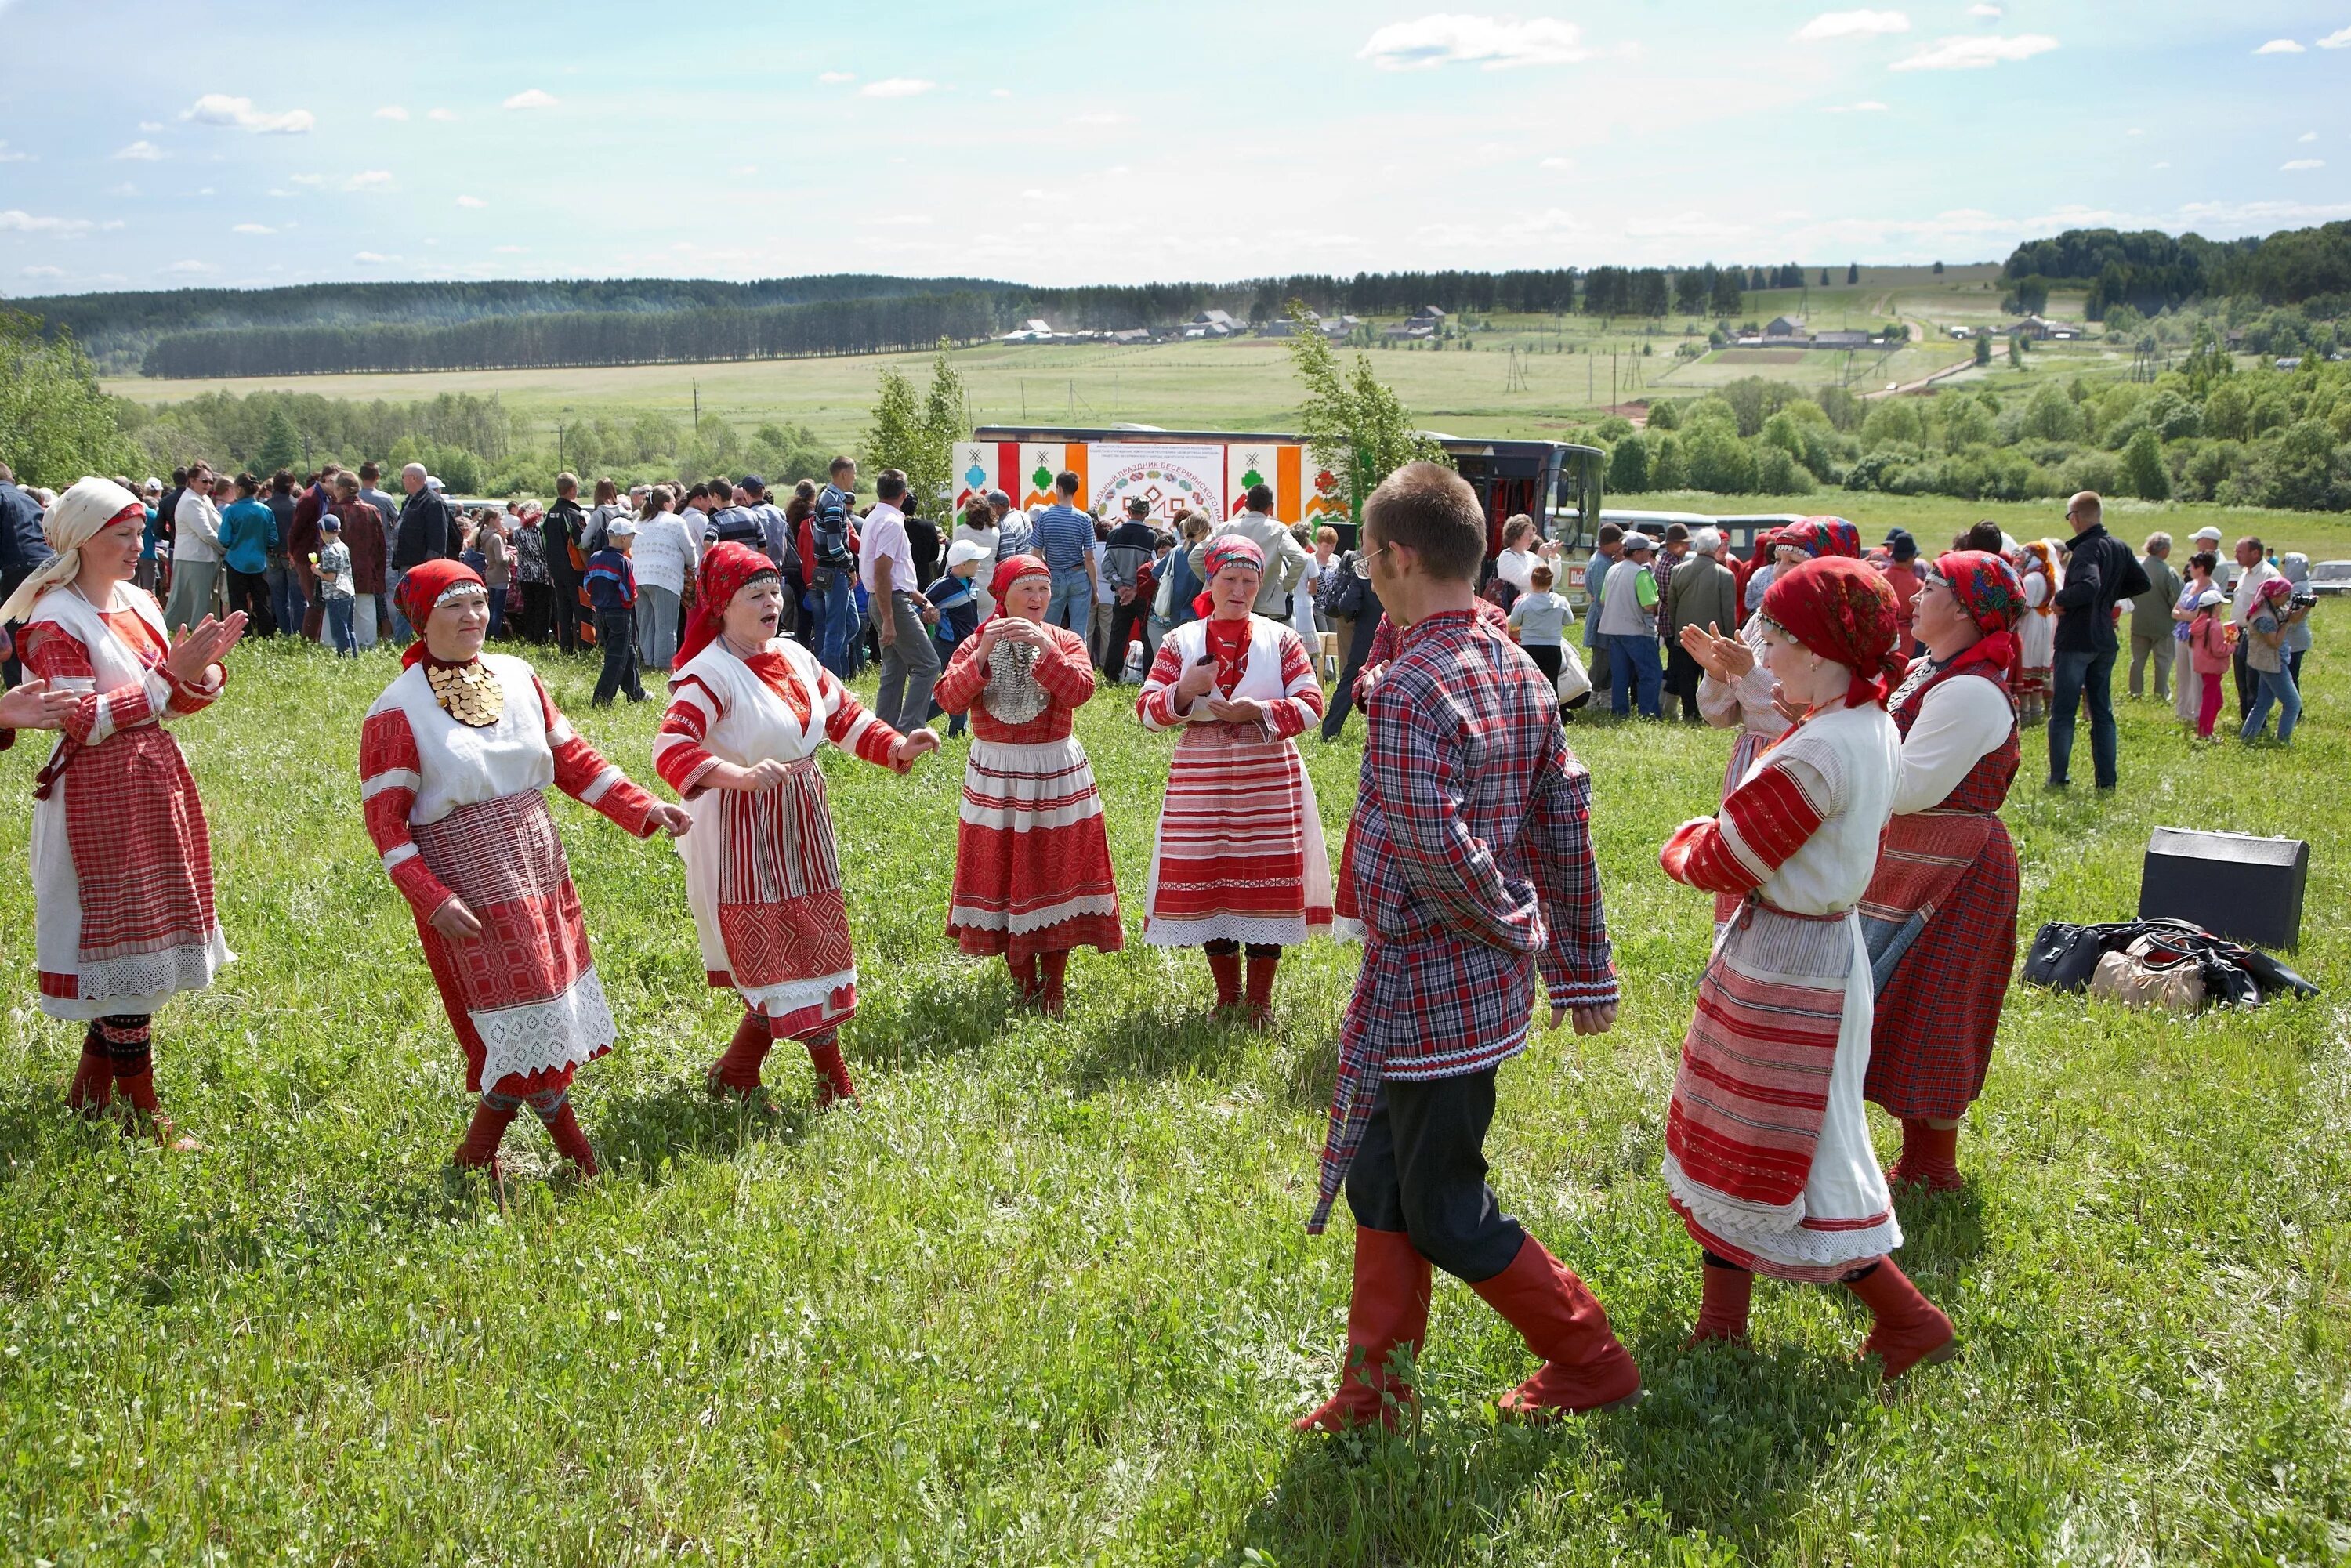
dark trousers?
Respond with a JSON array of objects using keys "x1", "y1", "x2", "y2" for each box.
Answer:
[
  {"x1": 1345, "y1": 1070, "x2": 1525, "y2": 1284},
  {"x1": 2049, "y1": 646, "x2": 2118, "y2": 787},
  {"x1": 2233, "y1": 636, "x2": 2255, "y2": 722},
  {"x1": 226, "y1": 567, "x2": 277, "y2": 638},
  {"x1": 549, "y1": 567, "x2": 581, "y2": 653},
  {"x1": 1665, "y1": 643, "x2": 1704, "y2": 720},
  {"x1": 1320, "y1": 615, "x2": 1380, "y2": 741},
  {"x1": 519, "y1": 581, "x2": 553, "y2": 644},
  {"x1": 1105, "y1": 599, "x2": 1150, "y2": 679},
  {"x1": 592, "y1": 607, "x2": 643, "y2": 705}
]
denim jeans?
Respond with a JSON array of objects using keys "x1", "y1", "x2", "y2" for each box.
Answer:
[
  {"x1": 592, "y1": 607, "x2": 644, "y2": 704},
  {"x1": 1046, "y1": 567, "x2": 1092, "y2": 643},
  {"x1": 2241, "y1": 664, "x2": 2302, "y2": 743},
  {"x1": 268, "y1": 563, "x2": 306, "y2": 637},
  {"x1": 1605, "y1": 632, "x2": 1662, "y2": 718},
  {"x1": 2048, "y1": 646, "x2": 2118, "y2": 786},
  {"x1": 386, "y1": 568, "x2": 411, "y2": 643},
  {"x1": 637, "y1": 583, "x2": 679, "y2": 671},
  {"x1": 353, "y1": 592, "x2": 381, "y2": 651},
  {"x1": 807, "y1": 570, "x2": 854, "y2": 679},
  {"x1": 324, "y1": 596, "x2": 357, "y2": 657}
]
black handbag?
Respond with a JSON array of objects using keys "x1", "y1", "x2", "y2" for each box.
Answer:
[{"x1": 2022, "y1": 921, "x2": 2121, "y2": 993}]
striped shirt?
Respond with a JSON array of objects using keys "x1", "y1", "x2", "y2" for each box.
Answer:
[{"x1": 1029, "y1": 502, "x2": 1095, "y2": 573}]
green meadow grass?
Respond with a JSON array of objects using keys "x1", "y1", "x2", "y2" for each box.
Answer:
[{"x1": 1, "y1": 613, "x2": 2346, "y2": 1564}]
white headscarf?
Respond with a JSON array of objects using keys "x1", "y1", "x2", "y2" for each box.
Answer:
[{"x1": 0, "y1": 476, "x2": 143, "y2": 625}]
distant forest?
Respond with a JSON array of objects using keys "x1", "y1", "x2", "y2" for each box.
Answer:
[
  {"x1": 13, "y1": 264, "x2": 1791, "y2": 379},
  {"x1": 2003, "y1": 220, "x2": 2351, "y2": 320}
]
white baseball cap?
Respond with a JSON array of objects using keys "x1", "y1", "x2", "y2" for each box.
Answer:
[{"x1": 946, "y1": 538, "x2": 992, "y2": 569}]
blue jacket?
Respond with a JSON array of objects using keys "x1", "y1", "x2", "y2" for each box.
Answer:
[
  {"x1": 217, "y1": 498, "x2": 280, "y2": 575},
  {"x1": 925, "y1": 572, "x2": 980, "y2": 650},
  {"x1": 585, "y1": 547, "x2": 636, "y2": 610},
  {"x1": 0, "y1": 481, "x2": 51, "y2": 579}
]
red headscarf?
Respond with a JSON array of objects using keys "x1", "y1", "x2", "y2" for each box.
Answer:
[
  {"x1": 395, "y1": 559, "x2": 487, "y2": 668},
  {"x1": 1759, "y1": 556, "x2": 1906, "y2": 709},
  {"x1": 985, "y1": 555, "x2": 1051, "y2": 625},
  {"x1": 676, "y1": 541, "x2": 783, "y2": 669},
  {"x1": 1926, "y1": 549, "x2": 2026, "y2": 686},
  {"x1": 1777, "y1": 516, "x2": 1862, "y2": 559},
  {"x1": 1194, "y1": 534, "x2": 1265, "y2": 619}
]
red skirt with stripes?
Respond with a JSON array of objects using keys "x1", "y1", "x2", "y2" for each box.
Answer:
[{"x1": 947, "y1": 737, "x2": 1124, "y2": 960}]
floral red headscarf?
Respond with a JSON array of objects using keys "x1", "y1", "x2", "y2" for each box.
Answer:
[
  {"x1": 1195, "y1": 534, "x2": 1265, "y2": 618},
  {"x1": 676, "y1": 541, "x2": 781, "y2": 669},
  {"x1": 1776, "y1": 516, "x2": 1862, "y2": 560},
  {"x1": 1759, "y1": 556, "x2": 1906, "y2": 709},
  {"x1": 1928, "y1": 549, "x2": 2026, "y2": 683},
  {"x1": 395, "y1": 559, "x2": 487, "y2": 668},
  {"x1": 986, "y1": 554, "x2": 1051, "y2": 625}
]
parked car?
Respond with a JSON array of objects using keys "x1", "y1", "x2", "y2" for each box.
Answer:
[{"x1": 2309, "y1": 560, "x2": 2351, "y2": 596}]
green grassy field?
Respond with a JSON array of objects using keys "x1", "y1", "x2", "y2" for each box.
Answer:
[
  {"x1": 2, "y1": 611, "x2": 2346, "y2": 1562},
  {"x1": 100, "y1": 265, "x2": 2059, "y2": 455}
]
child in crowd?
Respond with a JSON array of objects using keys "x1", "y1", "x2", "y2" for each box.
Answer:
[
  {"x1": 925, "y1": 538, "x2": 990, "y2": 738},
  {"x1": 1507, "y1": 562, "x2": 1578, "y2": 716},
  {"x1": 2186, "y1": 588, "x2": 2232, "y2": 741},
  {"x1": 317, "y1": 515, "x2": 357, "y2": 657},
  {"x1": 585, "y1": 518, "x2": 646, "y2": 706}
]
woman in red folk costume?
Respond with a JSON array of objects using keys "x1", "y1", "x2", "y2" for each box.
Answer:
[
  {"x1": 361, "y1": 561, "x2": 688, "y2": 1177},
  {"x1": 1136, "y1": 535, "x2": 1334, "y2": 1024},
  {"x1": 1858, "y1": 551, "x2": 2026, "y2": 1193},
  {"x1": 1657, "y1": 556, "x2": 1957, "y2": 1382},
  {"x1": 656, "y1": 543, "x2": 940, "y2": 1108},
  {"x1": 6, "y1": 477, "x2": 244, "y2": 1152},
  {"x1": 934, "y1": 554, "x2": 1122, "y2": 1015}
]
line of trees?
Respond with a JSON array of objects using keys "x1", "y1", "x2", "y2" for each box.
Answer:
[{"x1": 2004, "y1": 222, "x2": 2351, "y2": 318}]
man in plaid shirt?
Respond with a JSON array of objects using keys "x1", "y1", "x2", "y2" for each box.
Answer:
[{"x1": 1298, "y1": 462, "x2": 1639, "y2": 1434}]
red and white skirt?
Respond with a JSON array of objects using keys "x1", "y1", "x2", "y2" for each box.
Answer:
[
  {"x1": 32, "y1": 726, "x2": 231, "y2": 1021},
  {"x1": 410, "y1": 789, "x2": 614, "y2": 1096},
  {"x1": 1661, "y1": 901, "x2": 1900, "y2": 1281},
  {"x1": 947, "y1": 736, "x2": 1124, "y2": 960},
  {"x1": 679, "y1": 756, "x2": 857, "y2": 1037},
  {"x1": 1142, "y1": 727, "x2": 1334, "y2": 947}
]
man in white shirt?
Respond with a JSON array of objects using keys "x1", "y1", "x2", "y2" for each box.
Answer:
[
  {"x1": 164, "y1": 460, "x2": 223, "y2": 632},
  {"x1": 858, "y1": 468, "x2": 940, "y2": 732},
  {"x1": 2230, "y1": 534, "x2": 2281, "y2": 723},
  {"x1": 1186, "y1": 482, "x2": 1310, "y2": 617}
]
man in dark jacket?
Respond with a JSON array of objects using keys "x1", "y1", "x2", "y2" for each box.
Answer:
[
  {"x1": 545, "y1": 473, "x2": 586, "y2": 653},
  {"x1": 1100, "y1": 498, "x2": 1162, "y2": 678},
  {"x1": 0, "y1": 462, "x2": 52, "y2": 683},
  {"x1": 1319, "y1": 545, "x2": 1386, "y2": 741},
  {"x1": 288, "y1": 468, "x2": 332, "y2": 640},
  {"x1": 389, "y1": 463, "x2": 461, "y2": 642},
  {"x1": 2048, "y1": 490, "x2": 2151, "y2": 791}
]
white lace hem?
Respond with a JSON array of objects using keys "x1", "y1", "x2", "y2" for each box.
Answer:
[
  {"x1": 1662, "y1": 1150, "x2": 1904, "y2": 1267},
  {"x1": 42, "y1": 929, "x2": 234, "y2": 1021},
  {"x1": 948, "y1": 893, "x2": 1121, "y2": 934},
  {"x1": 737, "y1": 968, "x2": 856, "y2": 1018},
  {"x1": 473, "y1": 968, "x2": 615, "y2": 1087},
  {"x1": 1143, "y1": 912, "x2": 1324, "y2": 948}
]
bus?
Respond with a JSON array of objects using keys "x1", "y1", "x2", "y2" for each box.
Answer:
[{"x1": 961, "y1": 424, "x2": 1607, "y2": 602}]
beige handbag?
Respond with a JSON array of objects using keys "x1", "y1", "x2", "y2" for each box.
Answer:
[{"x1": 2088, "y1": 934, "x2": 2207, "y2": 1014}]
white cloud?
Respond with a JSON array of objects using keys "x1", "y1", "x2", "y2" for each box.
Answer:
[
  {"x1": 1795, "y1": 10, "x2": 1910, "y2": 42},
  {"x1": 1358, "y1": 14, "x2": 1596, "y2": 71},
  {"x1": 183, "y1": 93, "x2": 315, "y2": 135},
  {"x1": 1540, "y1": 155, "x2": 1574, "y2": 168},
  {"x1": 20, "y1": 266, "x2": 64, "y2": 279},
  {"x1": 375, "y1": 105, "x2": 409, "y2": 121},
  {"x1": 1889, "y1": 32, "x2": 2057, "y2": 69},
  {"x1": 2317, "y1": 26, "x2": 2351, "y2": 48},
  {"x1": 344, "y1": 170, "x2": 393, "y2": 190},
  {"x1": 2153, "y1": 161, "x2": 2170, "y2": 169},
  {"x1": 138, "y1": 121, "x2": 162, "y2": 132},
  {"x1": 0, "y1": 210, "x2": 92, "y2": 236},
  {"x1": 731, "y1": 164, "x2": 758, "y2": 176},
  {"x1": 108, "y1": 183, "x2": 139, "y2": 197},
  {"x1": 353, "y1": 251, "x2": 390, "y2": 263},
  {"x1": 494, "y1": 244, "x2": 528, "y2": 253},
  {"x1": 2254, "y1": 38, "x2": 2305, "y2": 54},
  {"x1": 817, "y1": 71, "x2": 854, "y2": 84},
  {"x1": 2283, "y1": 158, "x2": 2325, "y2": 170},
  {"x1": 232, "y1": 222, "x2": 275, "y2": 234},
  {"x1": 1070, "y1": 111, "x2": 1128, "y2": 126},
  {"x1": 990, "y1": 87, "x2": 1012, "y2": 98},
  {"x1": 0, "y1": 141, "x2": 31, "y2": 163},
  {"x1": 163, "y1": 259, "x2": 215, "y2": 273},
  {"x1": 428, "y1": 107, "x2": 460, "y2": 121},
  {"x1": 289, "y1": 173, "x2": 328, "y2": 186},
  {"x1": 1823, "y1": 99, "x2": 1890, "y2": 111},
  {"x1": 456, "y1": 194, "x2": 487, "y2": 208},
  {"x1": 860, "y1": 78, "x2": 936, "y2": 97},
  {"x1": 111, "y1": 139, "x2": 167, "y2": 161},
  {"x1": 1966, "y1": 2, "x2": 2001, "y2": 14},
  {"x1": 502, "y1": 88, "x2": 559, "y2": 110},
  {"x1": 2299, "y1": 131, "x2": 2319, "y2": 142}
]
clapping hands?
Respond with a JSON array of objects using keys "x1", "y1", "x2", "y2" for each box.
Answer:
[{"x1": 164, "y1": 613, "x2": 247, "y2": 689}]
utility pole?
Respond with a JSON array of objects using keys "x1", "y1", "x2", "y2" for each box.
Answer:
[
  {"x1": 693, "y1": 378, "x2": 701, "y2": 434},
  {"x1": 556, "y1": 422, "x2": 565, "y2": 473}
]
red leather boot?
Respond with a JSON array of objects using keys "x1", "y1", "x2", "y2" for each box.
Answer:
[
  {"x1": 1205, "y1": 947, "x2": 1242, "y2": 1011},
  {"x1": 1846, "y1": 1259, "x2": 1957, "y2": 1382},
  {"x1": 1685, "y1": 1258, "x2": 1753, "y2": 1348},
  {"x1": 707, "y1": 1009, "x2": 773, "y2": 1102},
  {"x1": 68, "y1": 1026, "x2": 113, "y2": 1117},
  {"x1": 1468, "y1": 1236, "x2": 1642, "y2": 1419},
  {"x1": 1295, "y1": 1229, "x2": 1433, "y2": 1434},
  {"x1": 1889, "y1": 1121, "x2": 1965, "y2": 1192},
  {"x1": 1007, "y1": 951, "x2": 1040, "y2": 1004},
  {"x1": 1037, "y1": 950, "x2": 1070, "y2": 1019},
  {"x1": 805, "y1": 1030, "x2": 858, "y2": 1110},
  {"x1": 538, "y1": 1096, "x2": 600, "y2": 1178},
  {"x1": 455, "y1": 1096, "x2": 518, "y2": 1172},
  {"x1": 1243, "y1": 948, "x2": 1280, "y2": 1030}
]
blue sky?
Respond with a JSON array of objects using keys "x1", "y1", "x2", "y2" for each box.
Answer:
[{"x1": 1, "y1": 1, "x2": 2347, "y2": 296}]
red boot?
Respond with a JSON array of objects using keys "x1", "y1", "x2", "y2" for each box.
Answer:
[
  {"x1": 113, "y1": 1070, "x2": 201, "y2": 1153},
  {"x1": 1685, "y1": 1258, "x2": 1753, "y2": 1348},
  {"x1": 805, "y1": 1031, "x2": 858, "y2": 1110},
  {"x1": 68, "y1": 1027, "x2": 113, "y2": 1117},
  {"x1": 707, "y1": 1009, "x2": 773, "y2": 1099},
  {"x1": 1037, "y1": 949, "x2": 1070, "y2": 1019},
  {"x1": 1205, "y1": 947, "x2": 1243, "y2": 1011},
  {"x1": 1243, "y1": 948, "x2": 1280, "y2": 1030},
  {"x1": 1846, "y1": 1259, "x2": 1957, "y2": 1382},
  {"x1": 538, "y1": 1098, "x2": 600, "y2": 1178},
  {"x1": 455, "y1": 1096, "x2": 518, "y2": 1171},
  {"x1": 1468, "y1": 1236, "x2": 1642, "y2": 1419},
  {"x1": 1007, "y1": 951, "x2": 1041, "y2": 1005},
  {"x1": 1888, "y1": 1121, "x2": 1965, "y2": 1193},
  {"x1": 1295, "y1": 1229, "x2": 1433, "y2": 1434}
]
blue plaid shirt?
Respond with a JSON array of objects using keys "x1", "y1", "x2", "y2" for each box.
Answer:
[{"x1": 1029, "y1": 503, "x2": 1094, "y2": 572}]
